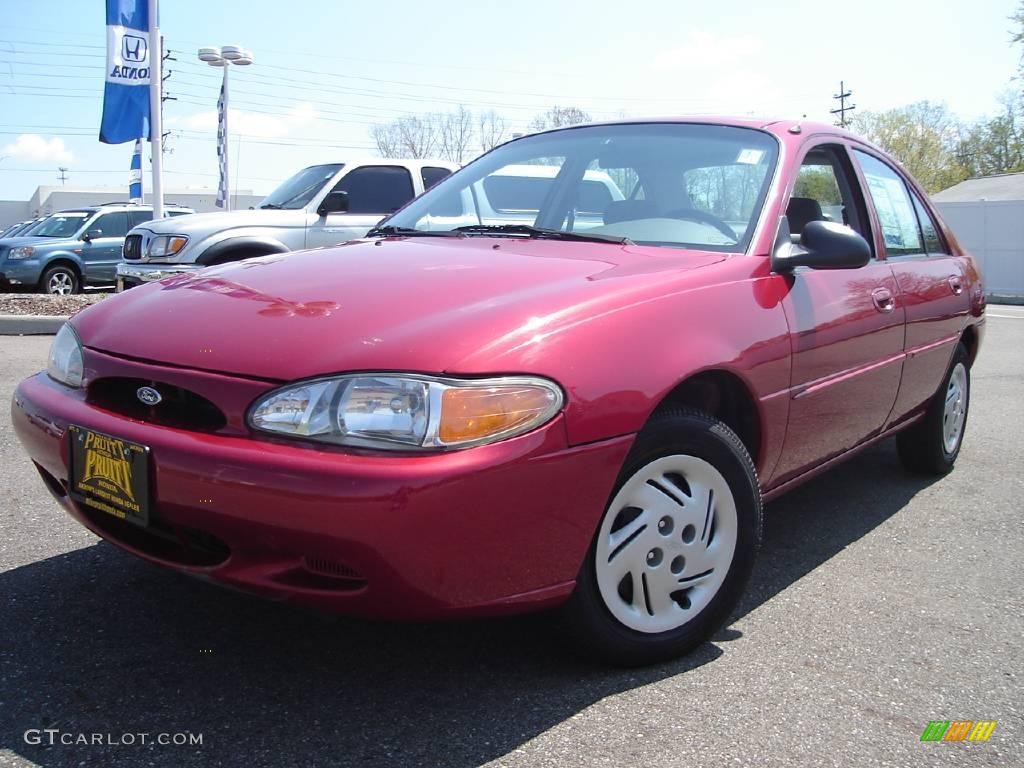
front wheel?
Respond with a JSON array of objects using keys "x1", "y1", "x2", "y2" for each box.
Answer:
[
  {"x1": 39, "y1": 265, "x2": 80, "y2": 295},
  {"x1": 897, "y1": 342, "x2": 971, "y2": 475},
  {"x1": 562, "y1": 409, "x2": 762, "y2": 665}
]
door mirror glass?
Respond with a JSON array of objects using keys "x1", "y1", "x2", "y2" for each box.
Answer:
[
  {"x1": 82, "y1": 229, "x2": 103, "y2": 242},
  {"x1": 317, "y1": 190, "x2": 349, "y2": 216}
]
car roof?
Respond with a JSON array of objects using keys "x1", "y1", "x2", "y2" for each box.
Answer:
[{"x1": 519, "y1": 116, "x2": 863, "y2": 142}]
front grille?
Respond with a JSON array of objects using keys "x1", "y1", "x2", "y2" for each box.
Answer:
[
  {"x1": 123, "y1": 234, "x2": 143, "y2": 260},
  {"x1": 88, "y1": 377, "x2": 227, "y2": 432}
]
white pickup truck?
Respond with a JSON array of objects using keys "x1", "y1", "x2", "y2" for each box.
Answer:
[{"x1": 116, "y1": 159, "x2": 458, "y2": 289}]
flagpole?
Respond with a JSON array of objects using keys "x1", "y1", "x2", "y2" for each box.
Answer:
[
  {"x1": 222, "y1": 63, "x2": 231, "y2": 212},
  {"x1": 148, "y1": 0, "x2": 164, "y2": 218}
]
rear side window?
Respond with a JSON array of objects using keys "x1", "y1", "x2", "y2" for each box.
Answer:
[
  {"x1": 909, "y1": 190, "x2": 946, "y2": 254},
  {"x1": 854, "y1": 150, "x2": 923, "y2": 256},
  {"x1": 168, "y1": 210, "x2": 191, "y2": 217},
  {"x1": 92, "y1": 211, "x2": 129, "y2": 238},
  {"x1": 129, "y1": 209, "x2": 154, "y2": 228},
  {"x1": 333, "y1": 166, "x2": 415, "y2": 214},
  {"x1": 421, "y1": 166, "x2": 452, "y2": 190}
]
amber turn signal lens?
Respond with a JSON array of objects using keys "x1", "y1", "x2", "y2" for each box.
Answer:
[{"x1": 439, "y1": 385, "x2": 559, "y2": 444}]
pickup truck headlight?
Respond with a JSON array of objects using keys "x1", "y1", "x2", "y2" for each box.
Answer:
[
  {"x1": 47, "y1": 323, "x2": 84, "y2": 388},
  {"x1": 249, "y1": 374, "x2": 563, "y2": 451},
  {"x1": 8, "y1": 246, "x2": 34, "y2": 260},
  {"x1": 147, "y1": 235, "x2": 189, "y2": 258}
]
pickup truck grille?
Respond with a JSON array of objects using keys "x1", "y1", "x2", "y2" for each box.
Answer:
[{"x1": 123, "y1": 234, "x2": 143, "y2": 260}]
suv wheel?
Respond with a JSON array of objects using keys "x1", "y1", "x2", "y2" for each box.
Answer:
[{"x1": 40, "y1": 265, "x2": 80, "y2": 295}]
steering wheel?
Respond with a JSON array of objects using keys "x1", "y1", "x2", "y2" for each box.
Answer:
[{"x1": 663, "y1": 208, "x2": 738, "y2": 241}]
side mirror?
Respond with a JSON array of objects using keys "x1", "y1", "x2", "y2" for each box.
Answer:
[
  {"x1": 82, "y1": 229, "x2": 103, "y2": 242},
  {"x1": 771, "y1": 219, "x2": 871, "y2": 272},
  {"x1": 317, "y1": 190, "x2": 349, "y2": 217}
]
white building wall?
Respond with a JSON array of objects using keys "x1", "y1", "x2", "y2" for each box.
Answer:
[{"x1": 936, "y1": 201, "x2": 1024, "y2": 300}]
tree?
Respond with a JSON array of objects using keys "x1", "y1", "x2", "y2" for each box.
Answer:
[
  {"x1": 528, "y1": 106, "x2": 592, "y2": 132},
  {"x1": 1013, "y1": 1, "x2": 1024, "y2": 80},
  {"x1": 956, "y1": 94, "x2": 1024, "y2": 177},
  {"x1": 850, "y1": 102, "x2": 968, "y2": 192},
  {"x1": 478, "y1": 110, "x2": 508, "y2": 153},
  {"x1": 437, "y1": 106, "x2": 474, "y2": 163},
  {"x1": 370, "y1": 115, "x2": 438, "y2": 159}
]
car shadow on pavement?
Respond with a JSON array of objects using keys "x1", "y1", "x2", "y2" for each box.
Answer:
[{"x1": 0, "y1": 440, "x2": 937, "y2": 768}]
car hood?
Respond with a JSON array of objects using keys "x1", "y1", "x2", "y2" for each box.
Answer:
[
  {"x1": 0, "y1": 235, "x2": 57, "y2": 249},
  {"x1": 140, "y1": 208, "x2": 307, "y2": 234},
  {"x1": 74, "y1": 237, "x2": 726, "y2": 381}
]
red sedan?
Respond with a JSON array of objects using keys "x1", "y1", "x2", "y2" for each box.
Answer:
[{"x1": 12, "y1": 118, "x2": 984, "y2": 665}]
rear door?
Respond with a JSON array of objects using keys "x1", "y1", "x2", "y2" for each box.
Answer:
[
  {"x1": 306, "y1": 165, "x2": 416, "y2": 248},
  {"x1": 771, "y1": 141, "x2": 906, "y2": 483},
  {"x1": 79, "y1": 211, "x2": 129, "y2": 284},
  {"x1": 851, "y1": 149, "x2": 971, "y2": 426}
]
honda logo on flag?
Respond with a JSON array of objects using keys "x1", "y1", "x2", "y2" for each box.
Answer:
[{"x1": 122, "y1": 34, "x2": 147, "y2": 63}]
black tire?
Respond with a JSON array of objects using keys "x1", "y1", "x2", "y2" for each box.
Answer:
[
  {"x1": 39, "y1": 264, "x2": 80, "y2": 295},
  {"x1": 897, "y1": 342, "x2": 971, "y2": 475},
  {"x1": 561, "y1": 408, "x2": 762, "y2": 666}
]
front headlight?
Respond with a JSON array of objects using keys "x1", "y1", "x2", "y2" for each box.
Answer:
[
  {"x1": 147, "y1": 235, "x2": 189, "y2": 258},
  {"x1": 248, "y1": 374, "x2": 563, "y2": 451},
  {"x1": 47, "y1": 323, "x2": 84, "y2": 388},
  {"x1": 8, "y1": 246, "x2": 34, "y2": 260}
]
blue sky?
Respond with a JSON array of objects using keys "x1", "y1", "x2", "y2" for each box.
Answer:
[{"x1": 0, "y1": 0, "x2": 1020, "y2": 200}]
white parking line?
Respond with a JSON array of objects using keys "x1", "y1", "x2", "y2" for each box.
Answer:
[{"x1": 988, "y1": 313, "x2": 1024, "y2": 319}]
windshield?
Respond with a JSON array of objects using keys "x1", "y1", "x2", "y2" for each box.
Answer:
[
  {"x1": 383, "y1": 123, "x2": 778, "y2": 252},
  {"x1": 30, "y1": 212, "x2": 91, "y2": 238},
  {"x1": 257, "y1": 164, "x2": 344, "y2": 209}
]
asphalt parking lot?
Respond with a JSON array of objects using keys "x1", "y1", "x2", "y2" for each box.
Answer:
[{"x1": 1, "y1": 309, "x2": 1021, "y2": 768}]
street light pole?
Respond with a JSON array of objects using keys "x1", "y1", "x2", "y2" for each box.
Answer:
[{"x1": 197, "y1": 45, "x2": 253, "y2": 212}]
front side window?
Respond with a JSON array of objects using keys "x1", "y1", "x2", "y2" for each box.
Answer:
[
  {"x1": 854, "y1": 150, "x2": 923, "y2": 257},
  {"x1": 383, "y1": 123, "x2": 779, "y2": 252},
  {"x1": 258, "y1": 164, "x2": 344, "y2": 210},
  {"x1": 332, "y1": 166, "x2": 415, "y2": 214},
  {"x1": 92, "y1": 212, "x2": 129, "y2": 238},
  {"x1": 30, "y1": 212, "x2": 91, "y2": 238}
]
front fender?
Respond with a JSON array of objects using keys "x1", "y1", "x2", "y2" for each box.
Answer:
[{"x1": 194, "y1": 232, "x2": 294, "y2": 265}]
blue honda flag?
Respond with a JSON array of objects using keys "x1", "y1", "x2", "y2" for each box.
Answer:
[
  {"x1": 129, "y1": 139, "x2": 143, "y2": 202},
  {"x1": 100, "y1": 0, "x2": 152, "y2": 144}
]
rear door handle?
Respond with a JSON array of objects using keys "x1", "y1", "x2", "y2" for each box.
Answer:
[
  {"x1": 871, "y1": 287, "x2": 895, "y2": 313},
  {"x1": 948, "y1": 275, "x2": 964, "y2": 295}
]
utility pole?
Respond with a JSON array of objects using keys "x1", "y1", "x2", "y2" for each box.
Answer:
[
  {"x1": 831, "y1": 81, "x2": 856, "y2": 128},
  {"x1": 57, "y1": 167, "x2": 68, "y2": 185},
  {"x1": 161, "y1": 46, "x2": 177, "y2": 156}
]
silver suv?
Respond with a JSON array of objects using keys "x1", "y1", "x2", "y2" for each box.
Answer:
[{"x1": 116, "y1": 159, "x2": 457, "y2": 289}]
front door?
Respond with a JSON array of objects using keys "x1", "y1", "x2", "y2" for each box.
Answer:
[
  {"x1": 770, "y1": 142, "x2": 906, "y2": 484},
  {"x1": 79, "y1": 211, "x2": 129, "y2": 284},
  {"x1": 306, "y1": 165, "x2": 417, "y2": 249}
]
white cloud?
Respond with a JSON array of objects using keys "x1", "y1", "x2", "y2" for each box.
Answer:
[
  {"x1": 169, "y1": 103, "x2": 319, "y2": 138},
  {"x1": 2, "y1": 134, "x2": 74, "y2": 163}
]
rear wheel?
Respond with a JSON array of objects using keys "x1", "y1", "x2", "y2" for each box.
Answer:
[
  {"x1": 40, "y1": 265, "x2": 80, "y2": 295},
  {"x1": 562, "y1": 409, "x2": 762, "y2": 665},
  {"x1": 897, "y1": 343, "x2": 971, "y2": 475}
]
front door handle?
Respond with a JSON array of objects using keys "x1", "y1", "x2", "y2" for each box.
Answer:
[
  {"x1": 871, "y1": 287, "x2": 895, "y2": 313},
  {"x1": 948, "y1": 275, "x2": 964, "y2": 295}
]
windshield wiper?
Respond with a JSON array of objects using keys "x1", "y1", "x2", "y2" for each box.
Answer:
[
  {"x1": 452, "y1": 224, "x2": 632, "y2": 245},
  {"x1": 259, "y1": 203, "x2": 283, "y2": 209},
  {"x1": 365, "y1": 225, "x2": 459, "y2": 238}
]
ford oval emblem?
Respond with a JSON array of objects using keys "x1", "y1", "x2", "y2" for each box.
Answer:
[{"x1": 136, "y1": 386, "x2": 162, "y2": 406}]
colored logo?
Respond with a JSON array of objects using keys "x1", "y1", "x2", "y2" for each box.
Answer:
[
  {"x1": 80, "y1": 432, "x2": 136, "y2": 503},
  {"x1": 920, "y1": 721, "x2": 997, "y2": 742},
  {"x1": 136, "y1": 386, "x2": 162, "y2": 406}
]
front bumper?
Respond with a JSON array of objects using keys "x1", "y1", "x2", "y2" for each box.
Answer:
[
  {"x1": 116, "y1": 262, "x2": 201, "y2": 291},
  {"x1": 12, "y1": 368, "x2": 632, "y2": 618},
  {"x1": 0, "y1": 258, "x2": 44, "y2": 287}
]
